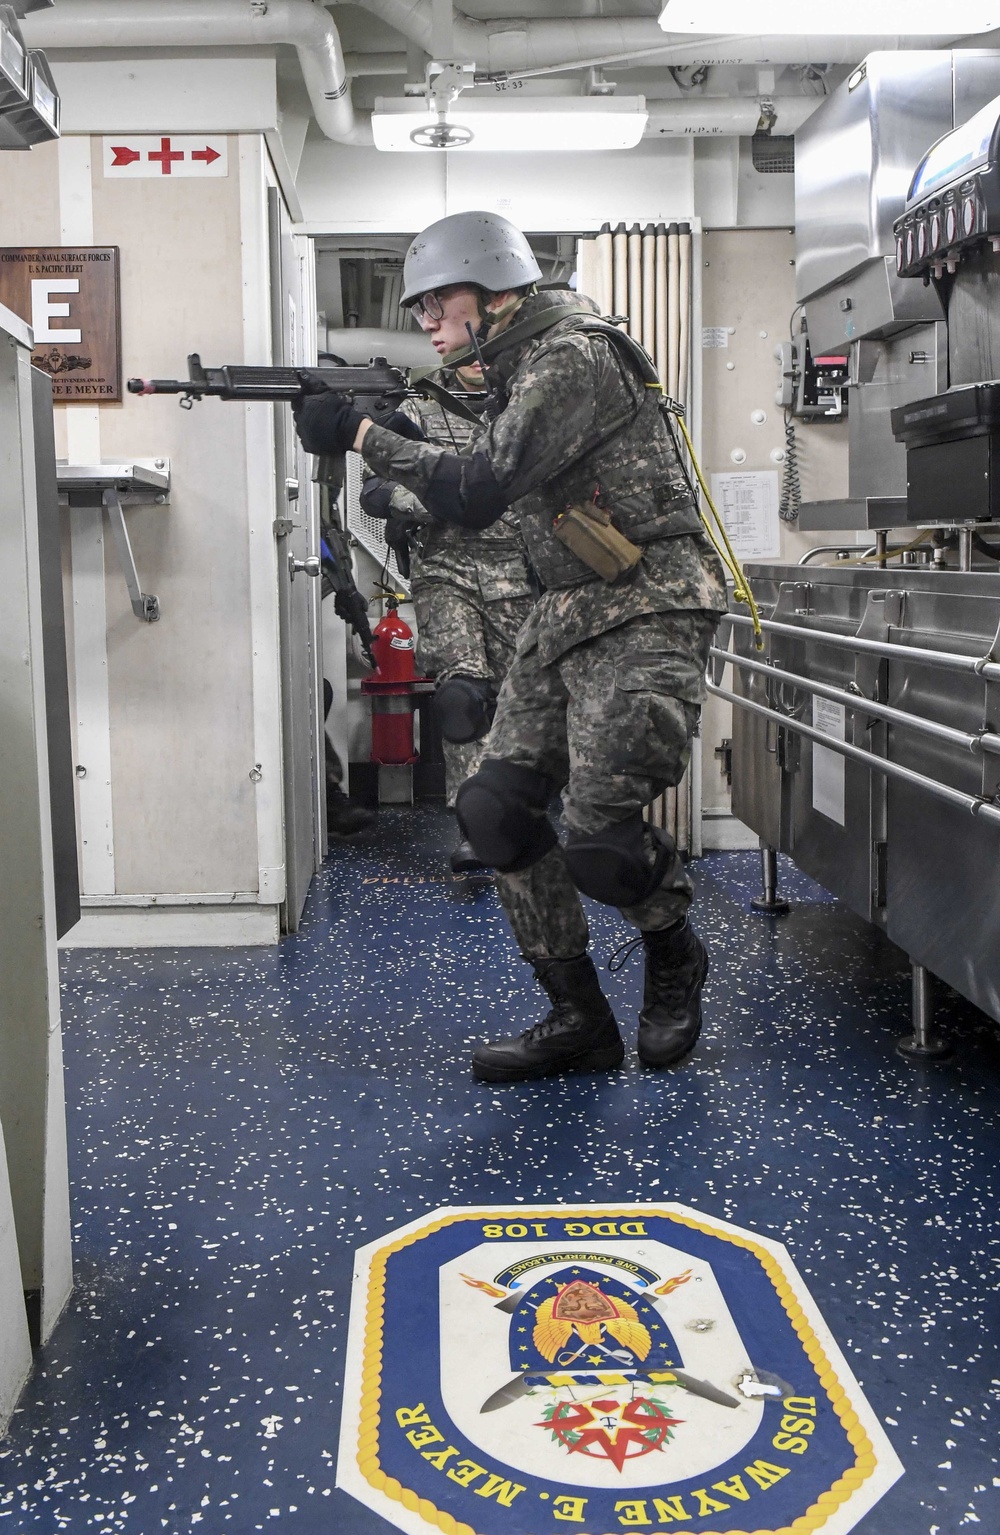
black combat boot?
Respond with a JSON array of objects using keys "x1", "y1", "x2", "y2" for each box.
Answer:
[
  {"x1": 636, "y1": 919, "x2": 709, "y2": 1068},
  {"x1": 327, "y1": 787, "x2": 376, "y2": 838},
  {"x1": 450, "y1": 838, "x2": 488, "y2": 875},
  {"x1": 472, "y1": 954, "x2": 625, "y2": 1083}
]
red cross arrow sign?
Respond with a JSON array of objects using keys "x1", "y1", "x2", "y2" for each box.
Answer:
[{"x1": 102, "y1": 136, "x2": 228, "y2": 179}]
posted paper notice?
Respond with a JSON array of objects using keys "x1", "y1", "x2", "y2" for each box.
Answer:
[
  {"x1": 812, "y1": 696, "x2": 846, "y2": 826},
  {"x1": 710, "y1": 470, "x2": 781, "y2": 560}
]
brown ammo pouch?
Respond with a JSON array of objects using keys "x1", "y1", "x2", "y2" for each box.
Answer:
[{"x1": 552, "y1": 502, "x2": 644, "y2": 583}]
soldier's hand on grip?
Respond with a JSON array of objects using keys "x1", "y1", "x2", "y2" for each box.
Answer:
[{"x1": 292, "y1": 392, "x2": 365, "y2": 456}]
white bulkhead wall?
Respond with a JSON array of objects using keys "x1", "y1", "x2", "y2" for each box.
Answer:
[
  {"x1": 698, "y1": 228, "x2": 851, "y2": 838},
  {"x1": 293, "y1": 125, "x2": 796, "y2": 236},
  {"x1": 294, "y1": 135, "x2": 699, "y2": 234},
  {"x1": 0, "y1": 56, "x2": 295, "y2": 945}
]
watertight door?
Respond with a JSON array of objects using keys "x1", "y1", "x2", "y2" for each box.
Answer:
[{"x1": 268, "y1": 187, "x2": 324, "y2": 932}]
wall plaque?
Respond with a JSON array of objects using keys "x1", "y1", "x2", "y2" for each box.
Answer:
[{"x1": 0, "y1": 247, "x2": 121, "y2": 402}]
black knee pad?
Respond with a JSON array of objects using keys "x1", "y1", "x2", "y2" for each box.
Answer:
[
  {"x1": 433, "y1": 675, "x2": 497, "y2": 744},
  {"x1": 455, "y1": 760, "x2": 558, "y2": 872},
  {"x1": 564, "y1": 814, "x2": 676, "y2": 907}
]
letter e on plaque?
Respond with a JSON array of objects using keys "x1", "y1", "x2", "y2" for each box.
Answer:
[{"x1": 0, "y1": 247, "x2": 121, "y2": 402}]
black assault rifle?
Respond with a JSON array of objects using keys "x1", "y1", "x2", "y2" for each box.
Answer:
[
  {"x1": 128, "y1": 352, "x2": 411, "y2": 412},
  {"x1": 128, "y1": 354, "x2": 419, "y2": 667},
  {"x1": 127, "y1": 352, "x2": 415, "y2": 485}
]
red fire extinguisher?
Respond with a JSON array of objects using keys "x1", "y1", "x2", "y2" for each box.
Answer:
[
  {"x1": 365, "y1": 594, "x2": 419, "y2": 766},
  {"x1": 371, "y1": 594, "x2": 416, "y2": 684}
]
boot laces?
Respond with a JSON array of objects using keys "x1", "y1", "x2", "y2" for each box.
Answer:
[
  {"x1": 522, "y1": 958, "x2": 583, "y2": 1041},
  {"x1": 519, "y1": 1007, "x2": 566, "y2": 1044},
  {"x1": 609, "y1": 929, "x2": 698, "y2": 1007},
  {"x1": 607, "y1": 935, "x2": 644, "y2": 973},
  {"x1": 645, "y1": 948, "x2": 693, "y2": 1008}
]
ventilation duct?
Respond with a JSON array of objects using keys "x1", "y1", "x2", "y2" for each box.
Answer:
[
  {"x1": 750, "y1": 132, "x2": 795, "y2": 173},
  {"x1": 22, "y1": 0, "x2": 371, "y2": 144}
]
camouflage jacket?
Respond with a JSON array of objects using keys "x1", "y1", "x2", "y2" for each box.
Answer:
[
  {"x1": 392, "y1": 387, "x2": 532, "y2": 604},
  {"x1": 361, "y1": 290, "x2": 727, "y2": 662}
]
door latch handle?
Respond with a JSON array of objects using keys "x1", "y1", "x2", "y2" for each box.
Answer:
[{"x1": 288, "y1": 554, "x2": 321, "y2": 580}]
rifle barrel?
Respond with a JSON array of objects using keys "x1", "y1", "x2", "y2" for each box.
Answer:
[
  {"x1": 127, "y1": 377, "x2": 193, "y2": 395},
  {"x1": 127, "y1": 360, "x2": 412, "y2": 404}
]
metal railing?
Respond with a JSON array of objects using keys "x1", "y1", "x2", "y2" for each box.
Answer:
[
  {"x1": 712, "y1": 645, "x2": 1000, "y2": 759},
  {"x1": 709, "y1": 662, "x2": 1000, "y2": 829},
  {"x1": 722, "y1": 611, "x2": 1000, "y2": 683}
]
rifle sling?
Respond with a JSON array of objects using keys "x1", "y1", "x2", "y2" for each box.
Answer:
[
  {"x1": 409, "y1": 312, "x2": 663, "y2": 439},
  {"x1": 442, "y1": 307, "x2": 662, "y2": 391},
  {"x1": 408, "y1": 371, "x2": 484, "y2": 427}
]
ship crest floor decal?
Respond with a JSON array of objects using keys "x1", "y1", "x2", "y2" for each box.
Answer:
[{"x1": 337, "y1": 1205, "x2": 903, "y2": 1535}]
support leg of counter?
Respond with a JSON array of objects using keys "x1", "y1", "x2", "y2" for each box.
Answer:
[
  {"x1": 897, "y1": 962, "x2": 953, "y2": 1060},
  {"x1": 751, "y1": 844, "x2": 790, "y2": 915}
]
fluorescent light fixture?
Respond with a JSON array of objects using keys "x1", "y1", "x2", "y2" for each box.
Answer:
[
  {"x1": 658, "y1": 0, "x2": 1000, "y2": 31},
  {"x1": 372, "y1": 96, "x2": 648, "y2": 152},
  {"x1": 27, "y1": 52, "x2": 58, "y2": 134},
  {"x1": 0, "y1": 15, "x2": 26, "y2": 105}
]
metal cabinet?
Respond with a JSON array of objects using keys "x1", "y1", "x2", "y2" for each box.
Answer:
[
  {"x1": 721, "y1": 565, "x2": 1000, "y2": 1027},
  {"x1": 0, "y1": 302, "x2": 73, "y2": 1432}
]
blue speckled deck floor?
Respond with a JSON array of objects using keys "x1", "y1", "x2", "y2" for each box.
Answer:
[{"x1": 1, "y1": 804, "x2": 998, "y2": 1533}]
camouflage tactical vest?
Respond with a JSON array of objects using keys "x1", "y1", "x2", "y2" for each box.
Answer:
[{"x1": 513, "y1": 319, "x2": 701, "y2": 590}]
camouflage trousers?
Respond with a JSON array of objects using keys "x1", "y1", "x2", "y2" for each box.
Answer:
[
  {"x1": 413, "y1": 575, "x2": 533, "y2": 806},
  {"x1": 484, "y1": 608, "x2": 719, "y2": 960}
]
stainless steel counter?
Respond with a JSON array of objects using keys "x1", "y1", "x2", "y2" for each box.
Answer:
[{"x1": 715, "y1": 564, "x2": 1000, "y2": 1030}]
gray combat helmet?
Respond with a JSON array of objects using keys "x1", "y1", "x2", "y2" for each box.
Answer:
[{"x1": 400, "y1": 211, "x2": 542, "y2": 306}]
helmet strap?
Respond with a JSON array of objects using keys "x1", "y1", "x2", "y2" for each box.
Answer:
[
  {"x1": 455, "y1": 362, "x2": 484, "y2": 391},
  {"x1": 481, "y1": 287, "x2": 532, "y2": 343}
]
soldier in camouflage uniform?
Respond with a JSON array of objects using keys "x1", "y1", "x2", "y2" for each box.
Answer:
[
  {"x1": 293, "y1": 212, "x2": 727, "y2": 1083},
  {"x1": 359, "y1": 384, "x2": 533, "y2": 872}
]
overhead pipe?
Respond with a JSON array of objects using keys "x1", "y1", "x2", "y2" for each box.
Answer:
[
  {"x1": 645, "y1": 96, "x2": 819, "y2": 135},
  {"x1": 19, "y1": 2, "x2": 849, "y2": 146},
  {"x1": 346, "y1": 3, "x2": 959, "y2": 72},
  {"x1": 23, "y1": 0, "x2": 373, "y2": 145},
  {"x1": 344, "y1": 51, "x2": 409, "y2": 76},
  {"x1": 324, "y1": 327, "x2": 435, "y2": 366}
]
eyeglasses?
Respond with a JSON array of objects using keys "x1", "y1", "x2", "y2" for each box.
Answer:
[{"x1": 411, "y1": 286, "x2": 461, "y2": 322}]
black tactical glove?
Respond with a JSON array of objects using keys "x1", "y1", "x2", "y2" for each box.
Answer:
[
  {"x1": 333, "y1": 585, "x2": 369, "y2": 631},
  {"x1": 377, "y1": 410, "x2": 427, "y2": 442},
  {"x1": 292, "y1": 392, "x2": 365, "y2": 456},
  {"x1": 359, "y1": 475, "x2": 396, "y2": 520}
]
